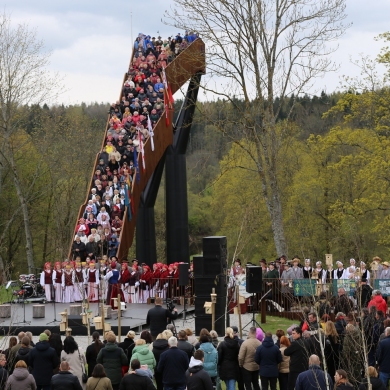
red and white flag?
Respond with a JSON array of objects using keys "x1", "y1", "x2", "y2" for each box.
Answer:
[{"x1": 147, "y1": 116, "x2": 155, "y2": 151}]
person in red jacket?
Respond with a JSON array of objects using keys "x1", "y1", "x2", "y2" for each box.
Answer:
[
  {"x1": 120, "y1": 261, "x2": 131, "y2": 303},
  {"x1": 140, "y1": 264, "x2": 152, "y2": 303},
  {"x1": 368, "y1": 290, "x2": 388, "y2": 314}
]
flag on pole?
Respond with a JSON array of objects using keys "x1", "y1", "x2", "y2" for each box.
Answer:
[
  {"x1": 124, "y1": 183, "x2": 132, "y2": 221},
  {"x1": 139, "y1": 129, "x2": 145, "y2": 172},
  {"x1": 148, "y1": 115, "x2": 155, "y2": 151}
]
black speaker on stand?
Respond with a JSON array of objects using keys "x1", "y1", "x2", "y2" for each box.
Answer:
[
  {"x1": 242, "y1": 266, "x2": 263, "y2": 331},
  {"x1": 178, "y1": 263, "x2": 189, "y2": 321}
]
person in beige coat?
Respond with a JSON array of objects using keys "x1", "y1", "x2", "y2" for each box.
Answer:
[
  {"x1": 238, "y1": 327, "x2": 261, "y2": 390},
  {"x1": 86, "y1": 364, "x2": 113, "y2": 390},
  {"x1": 278, "y1": 336, "x2": 291, "y2": 390}
]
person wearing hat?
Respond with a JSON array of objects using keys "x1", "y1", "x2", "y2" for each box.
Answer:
[
  {"x1": 379, "y1": 262, "x2": 390, "y2": 279},
  {"x1": 303, "y1": 259, "x2": 312, "y2": 279},
  {"x1": 29, "y1": 333, "x2": 60, "y2": 389},
  {"x1": 291, "y1": 258, "x2": 303, "y2": 279},
  {"x1": 73, "y1": 261, "x2": 84, "y2": 302},
  {"x1": 86, "y1": 261, "x2": 99, "y2": 302},
  {"x1": 259, "y1": 259, "x2": 268, "y2": 275},
  {"x1": 62, "y1": 264, "x2": 75, "y2": 303},
  {"x1": 120, "y1": 261, "x2": 131, "y2": 303},
  {"x1": 372, "y1": 256, "x2": 383, "y2": 279},
  {"x1": 129, "y1": 260, "x2": 141, "y2": 303},
  {"x1": 52, "y1": 261, "x2": 63, "y2": 303},
  {"x1": 332, "y1": 261, "x2": 347, "y2": 280},
  {"x1": 140, "y1": 264, "x2": 152, "y2": 304},
  {"x1": 40, "y1": 262, "x2": 53, "y2": 302},
  {"x1": 281, "y1": 263, "x2": 294, "y2": 310},
  {"x1": 151, "y1": 263, "x2": 161, "y2": 299},
  {"x1": 159, "y1": 264, "x2": 170, "y2": 300}
]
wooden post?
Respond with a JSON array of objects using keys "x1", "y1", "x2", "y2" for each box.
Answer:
[
  {"x1": 236, "y1": 287, "x2": 242, "y2": 338},
  {"x1": 100, "y1": 301, "x2": 105, "y2": 339},
  {"x1": 211, "y1": 288, "x2": 215, "y2": 331},
  {"x1": 117, "y1": 294, "x2": 121, "y2": 343},
  {"x1": 261, "y1": 298, "x2": 267, "y2": 324},
  {"x1": 65, "y1": 309, "x2": 68, "y2": 330}
]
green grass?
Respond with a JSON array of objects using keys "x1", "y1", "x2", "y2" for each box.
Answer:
[
  {"x1": 255, "y1": 314, "x2": 297, "y2": 334},
  {"x1": 0, "y1": 286, "x2": 13, "y2": 304}
]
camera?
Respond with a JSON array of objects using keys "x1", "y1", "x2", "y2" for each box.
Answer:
[{"x1": 166, "y1": 299, "x2": 175, "y2": 311}]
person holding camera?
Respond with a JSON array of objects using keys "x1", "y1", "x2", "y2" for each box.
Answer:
[{"x1": 146, "y1": 297, "x2": 178, "y2": 340}]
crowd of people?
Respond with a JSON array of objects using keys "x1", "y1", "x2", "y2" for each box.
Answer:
[{"x1": 71, "y1": 32, "x2": 198, "y2": 265}]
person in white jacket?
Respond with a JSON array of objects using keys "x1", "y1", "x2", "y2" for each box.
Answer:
[{"x1": 40, "y1": 262, "x2": 53, "y2": 302}]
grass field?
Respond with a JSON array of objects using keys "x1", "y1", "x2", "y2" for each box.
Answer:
[
  {"x1": 255, "y1": 314, "x2": 298, "y2": 334},
  {"x1": 0, "y1": 286, "x2": 13, "y2": 304}
]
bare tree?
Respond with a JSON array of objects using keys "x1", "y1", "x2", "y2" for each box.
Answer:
[
  {"x1": 165, "y1": 0, "x2": 349, "y2": 255},
  {"x1": 0, "y1": 13, "x2": 61, "y2": 272}
]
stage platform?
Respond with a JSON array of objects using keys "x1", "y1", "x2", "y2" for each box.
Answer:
[{"x1": 0, "y1": 301, "x2": 194, "y2": 336}]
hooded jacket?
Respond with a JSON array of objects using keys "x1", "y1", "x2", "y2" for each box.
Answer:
[
  {"x1": 186, "y1": 358, "x2": 214, "y2": 390},
  {"x1": 295, "y1": 365, "x2": 333, "y2": 390},
  {"x1": 152, "y1": 339, "x2": 169, "y2": 365},
  {"x1": 254, "y1": 336, "x2": 282, "y2": 377},
  {"x1": 368, "y1": 295, "x2": 387, "y2": 313},
  {"x1": 29, "y1": 341, "x2": 59, "y2": 386},
  {"x1": 5, "y1": 367, "x2": 36, "y2": 390},
  {"x1": 130, "y1": 344, "x2": 156, "y2": 371},
  {"x1": 199, "y1": 342, "x2": 218, "y2": 378},
  {"x1": 284, "y1": 337, "x2": 309, "y2": 374},
  {"x1": 96, "y1": 342, "x2": 128, "y2": 385}
]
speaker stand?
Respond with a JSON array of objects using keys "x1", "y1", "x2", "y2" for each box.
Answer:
[{"x1": 242, "y1": 292, "x2": 269, "y2": 332}]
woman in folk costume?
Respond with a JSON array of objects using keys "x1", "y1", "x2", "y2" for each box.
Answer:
[
  {"x1": 160, "y1": 264, "x2": 170, "y2": 300},
  {"x1": 128, "y1": 261, "x2": 140, "y2": 303},
  {"x1": 62, "y1": 264, "x2": 75, "y2": 303},
  {"x1": 99, "y1": 258, "x2": 108, "y2": 300},
  {"x1": 73, "y1": 261, "x2": 85, "y2": 302},
  {"x1": 150, "y1": 263, "x2": 161, "y2": 298},
  {"x1": 40, "y1": 262, "x2": 53, "y2": 302},
  {"x1": 303, "y1": 259, "x2": 313, "y2": 279},
  {"x1": 104, "y1": 261, "x2": 124, "y2": 309},
  {"x1": 86, "y1": 261, "x2": 99, "y2": 302},
  {"x1": 140, "y1": 264, "x2": 152, "y2": 303},
  {"x1": 52, "y1": 261, "x2": 63, "y2": 303},
  {"x1": 360, "y1": 261, "x2": 371, "y2": 285},
  {"x1": 120, "y1": 261, "x2": 131, "y2": 303}
]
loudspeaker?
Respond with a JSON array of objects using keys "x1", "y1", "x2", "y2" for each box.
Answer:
[
  {"x1": 179, "y1": 263, "x2": 189, "y2": 286},
  {"x1": 193, "y1": 256, "x2": 204, "y2": 277},
  {"x1": 203, "y1": 236, "x2": 227, "y2": 270},
  {"x1": 67, "y1": 315, "x2": 84, "y2": 328},
  {"x1": 246, "y1": 266, "x2": 262, "y2": 293}
]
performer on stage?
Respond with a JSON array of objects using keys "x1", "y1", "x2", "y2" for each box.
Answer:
[
  {"x1": 99, "y1": 258, "x2": 108, "y2": 300},
  {"x1": 104, "y1": 261, "x2": 124, "y2": 309},
  {"x1": 52, "y1": 262, "x2": 63, "y2": 303},
  {"x1": 40, "y1": 262, "x2": 53, "y2": 302},
  {"x1": 151, "y1": 263, "x2": 160, "y2": 298},
  {"x1": 140, "y1": 264, "x2": 152, "y2": 303},
  {"x1": 333, "y1": 261, "x2": 348, "y2": 279},
  {"x1": 120, "y1": 261, "x2": 130, "y2": 303},
  {"x1": 129, "y1": 260, "x2": 140, "y2": 303},
  {"x1": 360, "y1": 261, "x2": 371, "y2": 285},
  {"x1": 86, "y1": 261, "x2": 99, "y2": 302},
  {"x1": 160, "y1": 263, "x2": 170, "y2": 300},
  {"x1": 73, "y1": 261, "x2": 85, "y2": 302},
  {"x1": 303, "y1": 259, "x2": 313, "y2": 279},
  {"x1": 62, "y1": 264, "x2": 75, "y2": 303}
]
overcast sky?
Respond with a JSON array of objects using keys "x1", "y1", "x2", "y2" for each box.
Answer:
[{"x1": 3, "y1": 0, "x2": 390, "y2": 104}]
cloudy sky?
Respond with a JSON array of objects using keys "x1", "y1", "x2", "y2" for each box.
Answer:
[{"x1": 3, "y1": 0, "x2": 390, "y2": 104}]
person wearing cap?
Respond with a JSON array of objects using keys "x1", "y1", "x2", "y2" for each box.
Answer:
[
  {"x1": 62, "y1": 264, "x2": 75, "y2": 303},
  {"x1": 29, "y1": 333, "x2": 60, "y2": 390},
  {"x1": 120, "y1": 261, "x2": 131, "y2": 303},
  {"x1": 86, "y1": 261, "x2": 99, "y2": 302},
  {"x1": 379, "y1": 262, "x2": 390, "y2": 279},
  {"x1": 73, "y1": 261, "x2": 84, "y2": 302},
  {"x1": 303, "y1": 259, "x2": 312, "y2": 279},
  {"x1": 129, "y1": 260, "x2": 141, "y2": 303},
  {"x1": 52, "y1": 262, "x2": 63, "y2": 303},
  {"x1": 332, "y1": 261, "x2": 347, "y2": 280},
  {"x1": 40, "y1": 262, "x2": 53, "y2": 302},
  {"x1": 140, "y1": 264, "x2": 152, "y2": 304}
]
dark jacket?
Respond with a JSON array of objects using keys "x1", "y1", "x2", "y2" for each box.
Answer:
[
  {"x1": 295, "y1": 365, "x2": 333, "y2": 390},
  {"x1": 284, "y1": 337, "x2": 309, "y2": 374},
  {"x1": 152, "y1": 339, "x2": 169, "y2": 365},
  {"x1": 29, "y1": 341, "x2": 60, "y2": 386},
  {"x1": 157, "y1": 347, "x2": 189, "y2": 387},
  {"x1": 336, "y1": 383, "x2": 354, "y2": 390},
  {"x1": 217, "y1": 337, "x2": 240, "y2": 380},
  {"x1": 177, "y1": 340, "x2": 195, "y2": 361},
  {"x1": 335, "y1": 294, "x2": 352, "y2": 315},
  {"x1": 335, "y1": 319, "x2": 347, "y2": 336},
  {"x1": 15, "y1": 346, "x2": 32, "y2": 367},
  {"x1": 376, "y1": 336, "x2": 390, "y2": 373},
  {"x1": 119, "y1": 371, "x2": 155, "y2": 390},
  {"x1": 86, "y1": 341, "x2": 104, "y2": 377},
  {"x1": 254, "y1": 337, "x2": 282, "y2": 378},
  {"x1": 96, "y1": 342, "x2": 128, "y2": 385},
  {"x1": 118, "y1": 338, "x2": 134, "y2": 354},
  {"x1": 146, "y1": 305, "x2": 178, "y2": 337},
  {"x1": 359, "y1": 377, "x2": 386, "y2": 390},
  {"x1": 0, "y1": 366, "x2": 8, "y2": 390},
  {"x1": 51, "y1": 371, "x2": 83, "y2": 390},
  {"x1": 186, "y1": 362, "x2": 214, "y2": 390}
]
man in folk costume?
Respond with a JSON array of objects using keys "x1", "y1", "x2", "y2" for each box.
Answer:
[
  {"x1": 291, "y1": 258, "x2": 304, "y2": 279},
  {"x1": 372, "y1": 256, "x2": 383, "y2": 280},
  {"x1": 129, "y1": 260, "x2": 140, "y2": 303},
  {"x1": 160, "y1": 263, "x2": 170, "y2": 300},
  {"x1": 73, "y1": 261, "x2": 85, "y2": 302},
  {"x1": 280, "y1": 262, "x2": 294, "y2": 310},
  {"x1": 52, "y1": 261, "x2": 63, "y2": 303},
  {"x1": 62, "y1": 264, "x2": 75, "y2": 303},
  {"x1": 332, "y1": 261, "x2": 348, "y2": 279},
  {"x1": 140, "y1": 264, "x2": 152, "y2": 303},
  {"x1": 104, "y1": 261, "x2": 124, "y2": 309},
  {"x1": 151, "y1": 263, "x2": 161, "y2": 298},
  {"x1": 40, "y1": 262, "x2": 53, "y2": 302},
  {"x1": 120, "y1": 261, "x2": 131, "y2": 303},
  {"x1": 86, "y1": 261, "x2": 99, "y2": 302},
  {"x1": 99, "y1": 258, "x2": 108, "y2": 299},
  {"x1": 379, "y1": 262, "x2": 390, "y2": 279},
  {"x1": 303, "y1": 259, "x2": 312, "y2": 279}
]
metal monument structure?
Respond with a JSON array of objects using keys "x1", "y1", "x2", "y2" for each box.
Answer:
[{"x1": 69, "y1": 39, "x2": 206, "y2": 264}]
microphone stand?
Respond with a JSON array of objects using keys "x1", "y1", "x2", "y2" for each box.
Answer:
[
  {"x1": 14, "y1": 291, "x2": 31, "y2": 325},
  {"x1": 47, "y1": 284, "x2": 60, "y2": 325}
]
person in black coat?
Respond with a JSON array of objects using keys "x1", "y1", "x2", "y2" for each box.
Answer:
[
  {"x1": 295, "y1": 355, "x2": 333, "y2": 390},
  {"x1": 29, "y1": 333, "x2": 60, "y2": 389},
  {"x1": 177, "y1": 330, "x2": 195, "y2": 361},
  {"x1": 186, "y1": 350, "x2": 213, "y2": 390},
  {"x1": 283, "y1": 327, "x2": 309, "y2": 390},
  {"x1": 118, "y1": 331, "x2": 135, "y2": 357},
  {"x1": 217, "y1": 328, "x2": 240, "y2": 390},
  {"x1": 119, "y1": 359, "x2": 155, "y2": 390},
  {"x1": 86, "y1": 332, "x2": 104, "y2": 377},
  {"x1": 254, "y1": 332, "x2": 282, "y2": 390},
  {"x1": 14, "y1": 337, "x2": 32, "y2": 368},
  {"x1": 51, "y1": 361, "x2": 83, "y2": 390},
  {"x1": 146, "y1": 297, "x2": 178, "y2": 339},
  {"x1": 152, "y1": 334, "x2": 169, "y2": 390},
  {"x1": 359, "y1": 366, "x2": 386, "y2": 390},
  {"x1": 0, "y1": 354, "x2": 9, "y2": 390}
]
